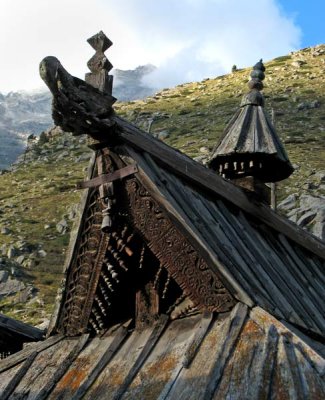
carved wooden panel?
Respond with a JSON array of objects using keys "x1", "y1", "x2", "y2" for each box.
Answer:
[
  {"x1": 57, "y1": 187, "x2": 108, "y2": 336},
  {"x1": 57, "y1": 152, "x2": 235, "y2": 336},
  {"x1": 125, "y1": 179, "x2": 235, "y2": 312}
]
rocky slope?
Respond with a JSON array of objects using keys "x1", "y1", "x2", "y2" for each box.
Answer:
[
  {"x1": 0, "y1": 90, "x2": 52, "y2": 170},
  {"x1": 0, "y1": 45, "x2": 324, "y2": 326}
]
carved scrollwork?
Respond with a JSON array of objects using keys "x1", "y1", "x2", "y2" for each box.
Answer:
[
  {"x1": 57, "y1": 185, "x2": 107, "y2": 336},
  {"x1": 125, "y1": 179, "x2": 235, "y2": 313},
  {"x1": 57, "y1": 152, "x2": 235, "y2": 336}
]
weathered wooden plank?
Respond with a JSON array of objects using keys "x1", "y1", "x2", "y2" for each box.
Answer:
[
  {"x1": 309, "y1": 256, "x2": 325, "y2": 281},
  {"x1": 0, "y1": 334, "x2": 64, "y2": 373},
  {"x1": 82, "y1": 327, "x2": 153, "y2": 399},
  {"x1": 296, "y1": 246, "x2": 325, "y2": 287},
  {"x1": 113, "y1": 115, "x2": 325, "y2": 260},
  {"x1": 246, "y1": 324, "x2": 279, "y2": 400},
  {"x1": 256, "y1": 229, "x2": 322, "y2": 333},
  {"x1": 282, "y1": 334, "x2": 307, "y2": 398},
  {"x1": 251, "y1": 307, "x2": 325, "y2": 377},
  {"x1": 281, "y1": 320, "x2": 325, "y2": 360},
  {"x1": 293, "y1": 341, "x2": 325, "y2": 398},
  {"x1": 157, "y1": 363, "x2": 183, "y2": 400},
  {"x1": 121, "y1": 314, "x2": 200, "y2": 400},
  {"x1": 182, "y1": 312, "x2": 214, "y2": 368},
  {"x1": 212, "y1": 318, "x2": 263, "y2": 400},
  {"x1": 0, "y1": 314, "x2": 44, "y2": 341},
  {"x1": 236, "y1": 210, "x2": 309, "y2": 328},
  {"x1": 211, "y1": 199, "x2": 289, "y2": 319},
  {"x1": 271, "y1": 334, "x2": 300, "y2": 399},
  {"x1": 9, "y1": 338, "x2": 77, "y2": 400},
  {"x1": 250, "y1": 307, "x2": 325, "y2": 399},
  {"x1": 48, "y1": 336, "x2": 110, "y2": 400},
  {"x1": 203, "y1": 303, "x2": 248, "y2": 400},
  {"x1": 186, "y1": 189, "x2": 279, "y2": 311},
  {"x1": 35, "y1": 334, "x2": 89, "y2": 400},
  {"x1": 112, "y1": 314, "x2": 169, "y2": 400},
  {"x1": 265, "y1": 236, "x2": 325, "y2": 333},
  {"x1": 1, "y1": 351, "x2": 37, "y2": 400},
  {"x1": 232, "y1": 211, "x2": 300, "y2": 320},
  {"x1": 277, "y1": 234, "x2": 324, "y2": 310},
  {"x1": 198, "y1": 195, "x2": 277, "y2": 307},
  {"x1": 157, "y1": 313, "x2": 213, "y2": 400},
  {"x1": 71, "y1": 324, "x2": 130, "y2": 400}
]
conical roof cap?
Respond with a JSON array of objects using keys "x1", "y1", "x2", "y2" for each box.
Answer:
[{"x1": 208, "y1": 60, "x2": 294, "y2": 182}]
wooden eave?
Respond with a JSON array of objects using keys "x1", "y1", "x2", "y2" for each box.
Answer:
[
  {"x1": 0, "y1": 306, "x2": 324, "y2": 399},
  {"x1": 0, "y1": 313, "x2": 44, "y2": 342}
]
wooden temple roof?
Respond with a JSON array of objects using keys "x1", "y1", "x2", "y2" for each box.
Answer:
[
  {"x1": 123, "y1": 142, "x2": 325, "y2": 337},
  {"x1": 38, "y1": 53, "x2": 325, "y2": 338},
  {"x1": 0, "y1": 305, "x2": 324, "y2": 399},
  {"x1": 0, "y1": 33, "x2": 324, "y2": 399}
]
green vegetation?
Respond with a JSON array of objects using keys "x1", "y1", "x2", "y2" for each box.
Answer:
[{"x1": 0, "y1": 44, "x2": 324, "y2": 325}]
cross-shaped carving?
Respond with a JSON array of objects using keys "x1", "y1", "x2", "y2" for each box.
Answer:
[{"x1": 85, "y1": 31, "x2": 113, "y2": 94}]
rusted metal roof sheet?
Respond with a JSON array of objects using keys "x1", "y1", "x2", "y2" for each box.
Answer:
[
  {"x1": 125, "y1": 148, "x2": 325, "y2": 338},
  {"x1": 0, "y1": 305, "x2": 324, "y2": 399}
]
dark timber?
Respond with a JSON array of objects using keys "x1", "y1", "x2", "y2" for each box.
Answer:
[{"x1": 39, "y1": 57, "x2": 325, "y2": 260}]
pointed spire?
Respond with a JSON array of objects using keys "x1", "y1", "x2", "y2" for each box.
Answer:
[
  {"x1": 85, "y1": 31, "x2": 114, "y2": 95},
  {"x1": 208, "y1": 60, "x2": 293, "y2": 182}
]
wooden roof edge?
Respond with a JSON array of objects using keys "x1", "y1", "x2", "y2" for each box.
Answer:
[
  {"x1": 123, "y1": 145, "x2": 253, "y2": 307},
  {"x1": 38, "y1": 57, "x2": 324, "y2": 259},
  {"x1": 251, "y1": 307, "x2": 325, "y2": 364},
  {"x1": 0, "y1": 313, "x2": 44, "y2": 341},
  {"x1": 113, "y1": 115, "x2": 325, "y2": 261},
  {"x1": 47, "y1": 153, "x2": 97, "y2": 337}
]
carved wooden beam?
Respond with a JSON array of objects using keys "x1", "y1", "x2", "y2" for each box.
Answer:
[{"x1": 39, "y1": 56, "x2": 116, "y2": 139}]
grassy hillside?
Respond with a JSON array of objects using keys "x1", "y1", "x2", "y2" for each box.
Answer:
[{"x1": 0, "y1": 45, "x2": 324, "y2": 325}]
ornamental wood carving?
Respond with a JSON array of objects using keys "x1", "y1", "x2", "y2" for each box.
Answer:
[
  {"x1": 57, "y1": 152, "x2": 235, "y2": 336},
  {"x1": 125, "y1": 178, "x2": 235, "y2": 313},
  {"x1": 57, "y1": 187, "x2": 109, "y2": 336}
]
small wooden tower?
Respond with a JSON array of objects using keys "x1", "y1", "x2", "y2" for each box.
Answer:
[{"x1": 208, "y1": 60, "x2": 294, "y2": 202}]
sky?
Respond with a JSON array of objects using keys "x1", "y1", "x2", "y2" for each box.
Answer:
[{"x1": 0, "y1": 0, "x2": 323, "y2": 94}]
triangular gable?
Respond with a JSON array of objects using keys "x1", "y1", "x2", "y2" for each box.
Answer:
[
  {"x1": 41, "y1": 56, "x2": 325, "y2": 341},
  {"x1": 50, "y1": 150, "x2": 235, "y2": 336}
]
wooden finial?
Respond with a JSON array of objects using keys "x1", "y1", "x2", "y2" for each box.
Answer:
[
  {"x1": 248, "y1": 59, "x2": 265, "y2": 91},
  {"x1": 85, "y1": 31, "x2": 113, "y2": 94}
]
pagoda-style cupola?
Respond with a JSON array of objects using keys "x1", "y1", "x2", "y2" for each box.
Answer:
[{"x1": 208, "y1": 60, "x2": 294, "y2": 183}]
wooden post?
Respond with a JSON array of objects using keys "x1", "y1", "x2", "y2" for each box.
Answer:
[
  {"x1": 85, "y1": 31, "x2": 114, "y2": 150},
  {"x1": 85, "y1": 30, "x2": 113, "y2": 94}
]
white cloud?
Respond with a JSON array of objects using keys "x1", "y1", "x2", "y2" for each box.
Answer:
[{"x1": 0, "y1": 0, "x2": 301, "y2": 93}]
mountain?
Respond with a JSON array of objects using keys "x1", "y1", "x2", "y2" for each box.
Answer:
[
  {"x1": 0, "y1": 65, "x2": 157, "y2": 170},
  {"x1": 0, "y1": 90, "x2": 52, "y2": 170},
  {"x1": 113, "y1": 64, "x2": 157, "y2": 100},
  {"x1": 0, "y1": 45, "x2": 324, "y2": 326}
]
